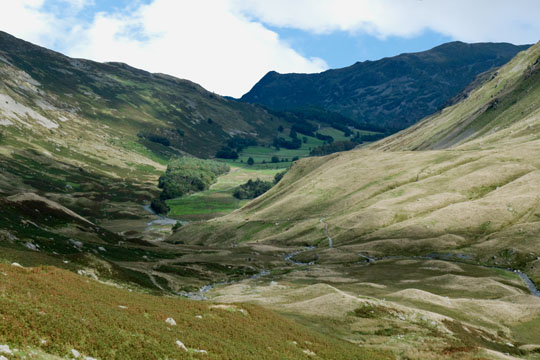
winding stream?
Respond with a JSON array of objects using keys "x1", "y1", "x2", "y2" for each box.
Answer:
[{"x1": 141, "y1": 204, "x2": 540, "y2": 299}]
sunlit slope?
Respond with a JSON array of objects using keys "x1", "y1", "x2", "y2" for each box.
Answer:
[{"x1": 173, "y1": 41, "x2": 540, "y2": 283}]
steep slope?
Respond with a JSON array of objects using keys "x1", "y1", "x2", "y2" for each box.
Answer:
[
  {"x1": 174, "y1": 41, "x2": 540, "y2": 282},
  {"x1": 0, "y1": 31, "x2": 285, "y2": 159},
  {"x1": 241, "y1": 42, "x2": 529, "y2": 133}
]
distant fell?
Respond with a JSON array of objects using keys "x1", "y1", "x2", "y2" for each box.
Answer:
[{"x1": 241, "y1": 41, "x2": 530, "y2": 133}]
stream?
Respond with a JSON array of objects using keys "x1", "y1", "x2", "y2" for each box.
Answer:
[
  {"x1": 366, "y1": 253, "x2": 540, "y2": 299},
  {"x1": 175, "y1": 246, "x2": 317, "y2": 301}
]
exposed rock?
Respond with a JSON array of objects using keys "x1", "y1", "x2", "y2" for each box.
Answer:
[{"x1": 175, "y1": 340, "x2": 187, "y2": 351}]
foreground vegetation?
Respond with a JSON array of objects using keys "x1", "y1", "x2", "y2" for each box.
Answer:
[{"x1": 0, "y1": 264, "x2": 389, "y2": 359}]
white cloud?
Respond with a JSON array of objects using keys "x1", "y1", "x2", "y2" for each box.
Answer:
[
  {"x1": 234, "y1": 0, "x2": 540, "y2": 44},
  {"x1": 0, "y1": 0, "x2": 59, "y2": 46}
]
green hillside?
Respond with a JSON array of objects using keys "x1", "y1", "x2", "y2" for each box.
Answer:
[{"x1": 0, "y1": 263, "x2": 387, "y2": 360}]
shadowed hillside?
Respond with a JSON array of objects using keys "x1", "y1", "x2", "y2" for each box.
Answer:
[{"x1": 241, "y1": 42, "x2": 529, "y2": 133}]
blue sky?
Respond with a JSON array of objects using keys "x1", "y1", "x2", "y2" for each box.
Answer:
[{"x1": 1, "y1": 1, "x2": 538, "y2": 97}]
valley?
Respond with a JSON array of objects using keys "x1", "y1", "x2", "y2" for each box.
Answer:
[{"x1": 1, "y1": 29, "x2": 540, "y2": 359}]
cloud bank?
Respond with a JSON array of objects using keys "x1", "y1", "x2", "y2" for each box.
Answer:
[{"x1": 1, "y1": 0, "x2": 539, "y2": 97}]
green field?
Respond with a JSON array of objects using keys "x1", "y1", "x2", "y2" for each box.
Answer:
[{"x1": 166, "y1": 166, "x2": 282, "y2": 220}]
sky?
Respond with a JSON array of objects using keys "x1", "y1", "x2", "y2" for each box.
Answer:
[{"x1": 0, "y1": 1, "x2": 539, "y2": 97}]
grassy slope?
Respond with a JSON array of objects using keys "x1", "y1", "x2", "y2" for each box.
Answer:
[
  {"x1": 0, "y1": 264, "x2": 389, "y2": 360},
  {"x1": 221, "y1": 126, "x2": 358, "y2": 169},
  {"x1": 0, "y1": 30, "x2": 291, "y2": 223}
]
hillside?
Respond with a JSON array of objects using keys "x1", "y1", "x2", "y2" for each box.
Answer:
[
  {"x1": 0, "y1": 32, "x2": 292, "y2": 296},
  {"x1": 241, "y1": 42, "x2": 529, "y2": 133},
  {"x1": 0, "y1": 31, "x2": 286, "y2": 159},
  {"x1": 0, "y1": 263, "x2": 386, "y2": 359}
]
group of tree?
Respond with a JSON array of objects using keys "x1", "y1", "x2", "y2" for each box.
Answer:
[
  {"x1": 354, "y1": 132, "x2": 386, "y2": 142},
  {"x1": 216, "y1": 135, "x2": 257, "y2": 159},
  {"x1": 272, "y1": 136, "x2": 301, "y2": 150},
  {"x1": 137, "y1": 131, "x2": 171, "y2": 147},
  {"x1": 268, "y1": 106, "x2": 390, "y2": 141},
  {"x1": 226, "y1": 136, "x2": 257, "y2": 151},
  {"x1": 215, "y1": 146, "x2": 239, "y2": 159},
  {"x1": 151, "y1": 157, "x2": 230, "y2": 213},
  {"x1": 315, "y1": 133, "x2": 334, "y2": 143},
  {"x1": 233, "y1": 179, "x2": 273, "y2": 199}
]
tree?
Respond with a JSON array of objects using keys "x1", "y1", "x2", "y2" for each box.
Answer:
[
  {"x1": 271, "y1": 156, "x2": 279, "y2": 163},
  {"x1": 277, "y1": 125, "x2": 284, "y2": 133},
  {"x1": 302, "y1": 136, "x2": 307, "y2": 143},
  {"x1": 289, "y1": 128, "x2": 297, "y2": 139},
  {"x1": 247, "y1": 157, "x2": 255, "y2": 166}
]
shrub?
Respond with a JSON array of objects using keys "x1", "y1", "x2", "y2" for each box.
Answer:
[
  {"x1": 247, "y1": 157, "x2": 254, "y2": 166},
  {"x1": 274, "y1": 170, "x2": 287, "y2": 184},
  {"x1": 271, "y1": 156, "x2": 279, "y2": 163},
  {"x1": 150, "y1": 199, "x2": 169, "y2": 214}
]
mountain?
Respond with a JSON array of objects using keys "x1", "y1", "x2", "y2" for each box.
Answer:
[
  {"x1": 241, "y1": 41, "x2": 530, "y2": 133},
  {"x1": 0, "y1": 32, "x2": 292, "y2": 291}
]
